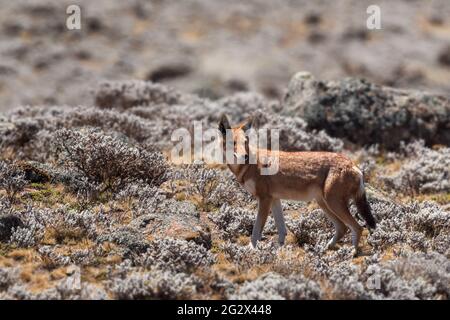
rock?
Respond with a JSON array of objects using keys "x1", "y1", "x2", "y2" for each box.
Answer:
[
  {"x1": 130, "y1": 200, "x2": 211, "y2": 249},
  {"x1": 304, "y1": 12, "x2": 322, "y2": 25},
  {"x1": 0, "y1": 214, "x2": 24, "y2": 242},
  {"x1": 438, "y1": 46, "x2": 450, "y2": 67},
  {"x1": 283, "y1": 72, "x2": 450, "y2": 149},
  {"x1": 17, "y1": 161, "x2": 50, "y2": 183},
  {"x1": 146, "y1": 63, "x2": 192, "y2": 82},
  {"x1": 255, "y1": 111, "x2": 344, "y2": 152},
  {"x1": 97, "y1": 227, "x2": 149, "y2": 255}
]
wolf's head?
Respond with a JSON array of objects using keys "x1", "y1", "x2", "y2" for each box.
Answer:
[
  {"x1": 218, "y1": 114, "x2": 254, "y2": 165},
  {"x1": 218, "y1": 114, "x2": 280, "y2": 176}
]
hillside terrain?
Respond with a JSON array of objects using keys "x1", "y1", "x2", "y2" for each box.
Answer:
[
  {"x1": 0, "y1": 75, "x2": 449, "y2": 299},
  {"x1": 0, "y1": 0, "x2": 449, "y2": 300}
]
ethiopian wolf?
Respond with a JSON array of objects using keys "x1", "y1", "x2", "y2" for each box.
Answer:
[{"x1": 218, "y1": 115, "x2": 376, "y2": 257}]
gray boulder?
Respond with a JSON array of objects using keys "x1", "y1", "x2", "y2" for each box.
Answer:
[
  {"x1": 283, "y1": 72, "x2": 450, "y2": 149},
  {"x1": 130, "y1": 200, "x2": 212, "y2": 249}
]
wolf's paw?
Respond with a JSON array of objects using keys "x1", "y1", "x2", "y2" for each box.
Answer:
[
  {"x1": 277, "y1": 235, "x2": 286, "y2": 247},
  {"x1": 248, "y1": 241, "x2": 258, "y2": 250},
  {"x1": 273, "y1": 240, "x2": 285, "y2": 249},
  {"x1": 351, "y1": 247, "x2": 361, "y2": 258},
  {"x1": 326, "y1": 240, "x2": 339, "y2": 251}
]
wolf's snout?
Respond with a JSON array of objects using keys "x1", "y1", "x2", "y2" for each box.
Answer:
[{"x1": 234, "y1": 152, "x2": 249, "y2": 163}]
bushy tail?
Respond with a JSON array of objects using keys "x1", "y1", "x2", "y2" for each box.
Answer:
[{"x1": 355, "y1": 191, "x2": 376, "y2": 229}]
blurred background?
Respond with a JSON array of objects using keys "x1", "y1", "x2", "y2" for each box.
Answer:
[{"x1": 1, "y1": 0, "x2": 450, "y2": 111}]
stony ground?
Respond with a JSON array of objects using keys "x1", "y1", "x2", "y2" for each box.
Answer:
[{"x1": 0, "y1": 0, "x2": 449, "y2": 300}]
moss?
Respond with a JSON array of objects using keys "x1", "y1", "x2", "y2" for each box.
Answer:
[
  {"x1": 29, "y1": 182, "x2": 45, "y2": 189},
  {"x1": 27, "y1": 183, "x2": 63, "y2": 206},
  {"x1": 29, "y1": 189, "x2": 53, "y2": 201}
]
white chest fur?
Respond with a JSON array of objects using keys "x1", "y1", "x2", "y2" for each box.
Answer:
[{"x1": 243, "y1": 178, "x2": 256, "y2": 195}]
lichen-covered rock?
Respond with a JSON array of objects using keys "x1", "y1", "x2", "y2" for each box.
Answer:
[
  {"x1": 255, "y1": 111, "x2": 344, "y2": 152},
  {"x1": 97, "y1": 227, "x2": 149, "y2": 255},
  {"x1": 283, "y1": 72, "x2": 450, "y2": 149},
  {"x1": 130, "y1": 200, "x2": 211, "y2": 249}
]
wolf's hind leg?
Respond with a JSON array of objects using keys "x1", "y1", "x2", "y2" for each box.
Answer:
[
  {"x1": 317, "y1": 198, "x2": 348, "y2": 250},
  {"x1": 272, "y1": 199, "x2": 287, "y2": 246},
  {"x1": 323, "y1": 172, "x2": 363, "y2": 257},
  {"x1": 325, "y1": 195, "x2": 362, "y2": 257}
]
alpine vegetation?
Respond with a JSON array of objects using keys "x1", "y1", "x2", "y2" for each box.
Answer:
[
  {"x1": 382, "y1": 141, "x2": 450, "y2": 194},
  {"x1": 0, "y1": 161, "x2": 26, "y2": 204},
  {"x1": 0, "y1": 70, "x2": 448, "y2": 300},
  {"x1": 54, "y1": 128, "x2": 168, "y2": 193}
]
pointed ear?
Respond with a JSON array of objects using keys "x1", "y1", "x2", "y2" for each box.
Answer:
[
  {"x1": 218, "y1": 114, "x2": 231, "y2": 136},
  {"x1": 241, "y1": 117, "x2": 253, "y2": 132}
]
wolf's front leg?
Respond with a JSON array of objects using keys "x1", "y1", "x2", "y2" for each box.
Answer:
[
  {"x1": 271, "y1": 199, "x2": 287, "y2": 246},
  {"x1": 250, "y1": 197, "x2": 272, "y2": 248}
]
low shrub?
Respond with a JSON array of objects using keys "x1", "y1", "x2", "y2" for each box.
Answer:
[
  {"x1": 0, "y1": 161, "x2": 26, "y2": 204},
  {"x1": 54, "y1": 128, "x2": 168, "y2": 194},
  {"x1": 230, "y1": 272, "x2": 322, "y2": 300}
]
